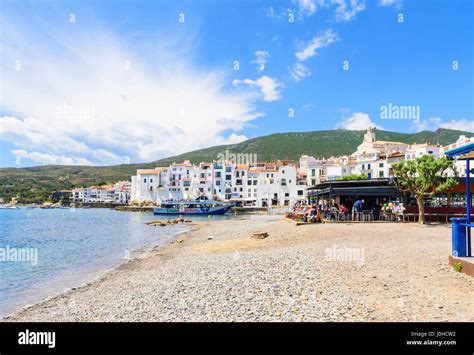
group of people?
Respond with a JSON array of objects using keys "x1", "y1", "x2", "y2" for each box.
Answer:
[
  {"x1": 291, "y1": 200, "x2": 351, "y2": 222},
  {"x1": 290, "y1": 198, "x2": 407, "y2": 223}
]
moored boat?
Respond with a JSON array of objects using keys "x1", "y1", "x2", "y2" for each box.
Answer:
[{"x1": 153, "y1": 198, "x2": 233, "y2": 215}]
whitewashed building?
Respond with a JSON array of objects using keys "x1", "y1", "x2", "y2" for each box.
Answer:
[{"x1": 72, "y1": 181, "x2": 131, "y2": 204}]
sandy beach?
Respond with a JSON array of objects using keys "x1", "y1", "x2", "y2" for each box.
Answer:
[{"x1": 5, "y1": 217, "x2": 474, "y2": 322}]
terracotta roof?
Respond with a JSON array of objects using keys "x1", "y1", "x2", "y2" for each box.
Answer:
[
  {"x1": 389, "y1": 152, "x2": 405, "y2": 157},
  {"x1": 138, "y1": 169, "x2": 161, "y2": 174},
  {"x1": 172, "y1": 163, "x2": 192, "y2": 167}
]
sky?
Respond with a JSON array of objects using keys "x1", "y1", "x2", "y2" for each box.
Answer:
[{"x1": 0, "y1": 0, "x2": 473, "y2": 167}]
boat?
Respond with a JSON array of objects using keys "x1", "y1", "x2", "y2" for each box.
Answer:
[
  {"x1": 153, "y1": 198, "x2": 233, "y2": 215},
  {"x1": 0, "y1": 204, "x2": 18, "y2": 209}
]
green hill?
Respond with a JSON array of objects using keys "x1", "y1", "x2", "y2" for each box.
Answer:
[{"x1": 0, "y1": 128, "x2": 470, "y2": 203}]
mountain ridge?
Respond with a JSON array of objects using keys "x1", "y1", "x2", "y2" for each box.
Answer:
[{"x1": 1, "y1": 127, "x2": 472, "y2": 203}]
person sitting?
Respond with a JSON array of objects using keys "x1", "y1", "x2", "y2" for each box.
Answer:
[{"x1": 339, "y1": 204, "x2": 348, "y2": 220}]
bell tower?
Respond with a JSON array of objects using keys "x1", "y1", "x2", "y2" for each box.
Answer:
[{"x1": 364, "y1": 126, "x2": 376, "y2": 143}]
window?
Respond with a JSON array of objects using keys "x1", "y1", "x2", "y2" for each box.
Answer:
[
  {"x1": 149, "y1": 186, "x2": 153, "y2": 191},
  {"x1": 216, "y1": 172, "x2": 221, "y2": 178},
  {"x1": 362, "y1": 164, "x2": 365, "y2": 170},
  {"x1": 368, "y1": 164, "x2": 371, "y2": 169},
  {"x1": 281, "y1": 178, "x2": 287, "y2": 186},
  {"x1": 285, "y1": 193, "x2": 289, "y2": 197},
  {"x1": 226, "y1": 175, "x2": 231, "y2": 180},
  {"x1": 253, "y1": 180, "x2": 257, "y2": 185},
  {"x1": 311, "y1": 179, "x2": 316, "y2": 186},
  {"x1": 297, "y1": 190, "x2": 303, "y2": 196},
  {"x1": 379, "y1": 171, "x2": 384, "y2": 177},
  {"x1": 144, "y1": 178, "x2": 147, "y2": 183},
  {"x1": 226, "y1": 167, "x2": 232, "y2": 172},
  {"x1": 311, "y1": 169, "x2": 316, "y2": 177},
  {"x1": 216, "y1": 181, "x2": 221, "y2": 186},
  {"x1": 379, "y1": 163, "x2": 384, "y2": 168},
  {"x1": 247, "y1": 180, "x2": 251, "y2": 185},
  {"x1": 150, "y1": 179, "x2": 153, "y2": 183}
]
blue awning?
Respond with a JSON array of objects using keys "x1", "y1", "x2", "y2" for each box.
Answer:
[{"x1": 444, "y1": 141, "x2": 474, "y2": 159}]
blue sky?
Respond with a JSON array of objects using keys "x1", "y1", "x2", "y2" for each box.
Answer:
[{"x1": 0, "y1": 0, "x2": 472, "y2": 167}]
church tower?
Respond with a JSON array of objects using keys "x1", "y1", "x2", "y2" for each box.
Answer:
[{"x1": 364, "y1": 126, "x2": 376, "y2": 143}]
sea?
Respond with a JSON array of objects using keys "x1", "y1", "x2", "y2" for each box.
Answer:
[{"x1": 0, "y1": 207, "x2": 235, "y2": 318}]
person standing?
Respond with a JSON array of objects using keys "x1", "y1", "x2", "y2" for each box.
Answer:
[{"x1": 352, "y1": 198, "x2": 364, "y2": 221}]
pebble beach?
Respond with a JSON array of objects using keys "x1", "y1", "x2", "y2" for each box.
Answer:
[{"x1": 5, "y1": 218, "x2": 474, "y2": 322}]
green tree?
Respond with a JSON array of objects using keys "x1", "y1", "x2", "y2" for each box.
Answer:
[
  {"x1": 338, "y1": 173, "x2": 368, "y2": 181},
  {"x1": 392, "y1": 155, "x2": 458, "y2": 224}
]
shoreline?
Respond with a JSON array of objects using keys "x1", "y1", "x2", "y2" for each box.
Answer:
[
  {"x1": 5, "y1": 219, "x2": 474, "y2": 322},
  {"x1": 2, "y1": 222, "x2": 201, "y2": 320}
]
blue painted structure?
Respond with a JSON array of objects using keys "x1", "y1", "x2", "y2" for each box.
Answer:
[
  {"x1": 153, "y1": 200, "x2": 233, "y2": 215},
  {"x1": 445, "y1": 142, "x2": 474, "y2": 257}
]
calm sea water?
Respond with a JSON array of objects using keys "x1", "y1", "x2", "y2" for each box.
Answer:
[{"x1": 0, "y1": 208, "x2": 235, "y2": 317}]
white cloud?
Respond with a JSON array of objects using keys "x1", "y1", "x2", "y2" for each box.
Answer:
[
  {"x1": 411, "y1": 117, "x2": 474, "y2": 132},
  {"x1": 252, "y1": 50, "x2": 270, "y2": 72},
  {"x1": 233, "y1": 76, "x2": 282, "y2": 102},
  {"x1": 379, "y1": 0, "x2": 402, "y2": 7},
  {"x1": 271, "y1": 0, "x2": 366, "y2": 22},
  {"x1": 333, "y1": 0, "x2": 366, "y2": 22},
  {"x1": 11, "y1": 149, "x2": 93, "y2": 166},
  {"x1": 290, "y1": 63, "x2": 311, "y2": 81},
  {"x1": 0, "y1": 14, "x2": 262, "y2": 166},
  {"x1": 337, "y1": 112, "x2": 382, "y2": 130},
  {"x1": 293, "y1": 0, "x2": 318, "y2": 17},
  {"x1": 295, "y1": 29, "x2": 339, "y2": 62},
  {"x1": 225, "y1": 133, "x2": 248, "y2": 144},
  {"x1": 266, "y1": 6, "x2": 276, "y2": 17}
]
